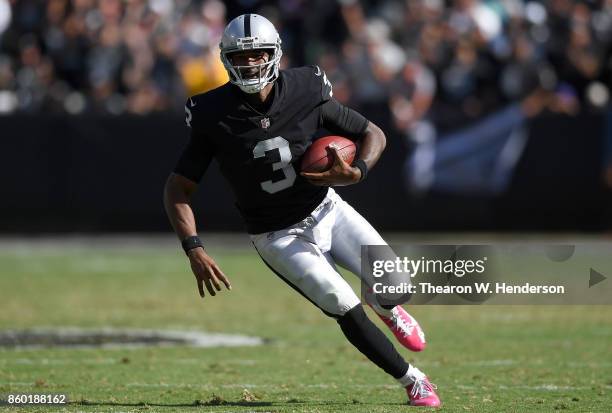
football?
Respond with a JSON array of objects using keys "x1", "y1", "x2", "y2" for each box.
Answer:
[{"x1": 301, "y1": 135, "x2": 357, "y2": 173}]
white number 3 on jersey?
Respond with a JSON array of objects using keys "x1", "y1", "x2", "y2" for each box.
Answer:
[{"x1": 253, "y1": 137, "x2": 297, "y2": 194}]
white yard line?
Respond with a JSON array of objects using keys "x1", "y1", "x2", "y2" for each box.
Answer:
[
  {"x1": 0, "y1": 358, "x2": 118, "y2": 365},
  {"x1": 0, "y1": 328, "x2": 265, "y2": 349}
]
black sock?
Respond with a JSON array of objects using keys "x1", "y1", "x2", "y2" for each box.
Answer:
[{"x1": 337, "y1": 304, "x2": 409, "y2": 379}]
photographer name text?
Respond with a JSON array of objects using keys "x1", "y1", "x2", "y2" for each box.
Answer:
[{"x1": 372, "y1": 282, "x2": 566, "y2": 295}]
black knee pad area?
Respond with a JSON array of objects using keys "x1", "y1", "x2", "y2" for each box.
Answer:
[{"x1": 337, "y1": 304, "x2": 367, "y2": 325}]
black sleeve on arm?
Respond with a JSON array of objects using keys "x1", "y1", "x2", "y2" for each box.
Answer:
[
  {"x1": 173, "y1": 130, "x2": 214, "y2": 183},
  {"x1": 320, "y1": 98, "x2": 369, "y2": 140}
]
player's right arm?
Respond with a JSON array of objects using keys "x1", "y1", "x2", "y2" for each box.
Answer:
[
  {"x1": 163, "y1": 174, "x2": 231, "y2": 298},
  {"x1": 163, "y1": 98, "x2": 231, "y2": 298}
]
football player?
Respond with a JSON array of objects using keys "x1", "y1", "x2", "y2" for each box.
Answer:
[{"x1": 164, "y1": 14, "x2": 440, "y2": 407}]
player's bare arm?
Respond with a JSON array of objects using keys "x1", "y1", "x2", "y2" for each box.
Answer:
[
  {"x1": 357, "y1": 120, "x2": 387, "y2": 171},
  {"x1": 163, "y1": 173, "x2": 231, "y2": 298},
  {"x1": 301, "y1": 120, "x2": 386, "y2": 186}
]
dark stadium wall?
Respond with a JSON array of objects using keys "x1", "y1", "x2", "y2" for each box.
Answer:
[{"x1": 0, "y1": 112, "x2": 608, "y2": 233}]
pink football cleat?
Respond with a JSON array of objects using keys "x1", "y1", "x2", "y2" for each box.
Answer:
[
  {"x1": 370, "y1": 304, "x2": 426, "y2": 352},
  {"x1": 406, "y1": 374, "x2": 441, "y2": 407}
]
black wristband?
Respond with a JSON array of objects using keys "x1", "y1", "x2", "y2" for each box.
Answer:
[
  {"x1": 352, "y1": 159, "x2": 368, "y2": 182},
  {"x1": 181, "y1": 236, "x2": 204, "y2": 255}
]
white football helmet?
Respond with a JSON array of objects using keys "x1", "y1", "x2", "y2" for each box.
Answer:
[{"x1": 219, "y1": 14, "x2": 282, "y2": 94}]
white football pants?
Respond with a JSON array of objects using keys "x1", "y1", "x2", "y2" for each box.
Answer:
[{"x1": 250, "y1": 188, "x2": 387, "y2": 317}]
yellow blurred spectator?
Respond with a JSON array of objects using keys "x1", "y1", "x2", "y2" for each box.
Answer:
[{"x1": 180, "y1": 47, "x2": 229, "y2": 95}]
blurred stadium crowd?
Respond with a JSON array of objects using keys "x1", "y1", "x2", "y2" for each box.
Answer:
[{"x1": 0, "y1": 0, "x2": 610, "y2": 129}]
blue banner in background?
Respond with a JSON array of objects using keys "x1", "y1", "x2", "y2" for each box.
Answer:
[{"x1": 405, "y1": 104, "x2": 528, "y2": 196}]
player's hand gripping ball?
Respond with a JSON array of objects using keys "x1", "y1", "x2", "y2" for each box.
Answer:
[
  {"x1": 300, "y1": 136, "x2": 356, "y2": 173},
  {"x1": 300, "y1": 136, "x2": 360, "y2": 186}
]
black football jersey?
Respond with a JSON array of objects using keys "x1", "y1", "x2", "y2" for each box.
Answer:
[{"x1": 174, "y1": 65, "x2": 367, "y2": 234}]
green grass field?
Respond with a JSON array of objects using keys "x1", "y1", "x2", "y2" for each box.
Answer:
[{"x1": 0, "y1": 236, "x2": 611, "y2": 412}]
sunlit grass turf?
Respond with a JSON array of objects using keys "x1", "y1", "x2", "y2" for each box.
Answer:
[{"x1": 0, "y1": 241, "x2": 611, "y2": 412}]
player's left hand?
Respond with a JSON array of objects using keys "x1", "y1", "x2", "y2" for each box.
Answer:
[{"x1": 301, "y1": 145, "x2": 361, "y2": 186}]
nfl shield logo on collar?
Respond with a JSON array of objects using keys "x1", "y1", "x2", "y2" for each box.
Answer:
[{"x1": 260, "y1": 117, "x2": 270, "y2": 129}]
